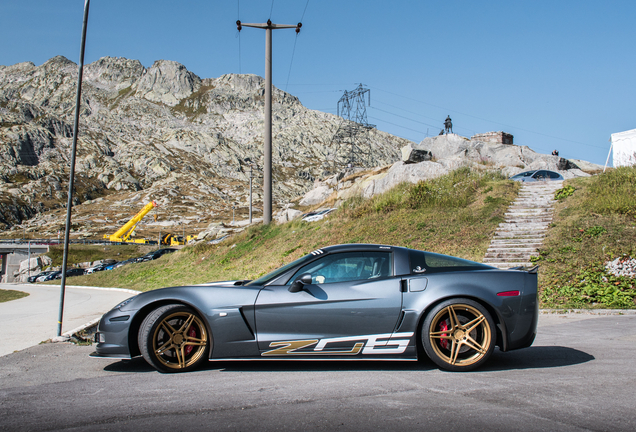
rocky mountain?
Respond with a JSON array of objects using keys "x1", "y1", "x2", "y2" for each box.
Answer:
[{"x1": 0, "y1": 56, "x2": 409, "y2": 239}]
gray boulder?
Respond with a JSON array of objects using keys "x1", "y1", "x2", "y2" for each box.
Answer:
[
  {"x1": 299, "y1": 185, "x2": 333, "y2": 206},
  {"x1": 401, "y1": 143, "x2": 432, "y2": 164},
  {"x1": 275, "y1": 208, "x2": 303, "y2": 224}
]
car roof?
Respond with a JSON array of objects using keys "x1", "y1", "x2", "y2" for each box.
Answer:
[{"x1": 319, "y1": 243, "x2": 401, "y2": 254}]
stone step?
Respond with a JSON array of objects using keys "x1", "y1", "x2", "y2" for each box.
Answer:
[
  {"x1": 502, "y1": 217, "x2": 553, "y2": 224},
  {"x1": 512, "y1": 200, "x2": 556, "y2": 205},
  {"x1": 489, "y1": 242, "x2": 543, "y2": 248},
  {"x1": 486, "y1": 247, "x2": 539, "y2": 253},
  {"x1": 506, "y1": 209, "x2": 552, "y2": 214},
  {"x1": 498, "y1": 224, "x2": 551, "y2": 230},
  {"x1": 484, "y1": 262, "x2": 535, "y2": 269},
  {"x1": 483, "y1": 257, "x2": 535, "y2": 264},
  {"x1": 493, "y1": 232, "x2": 546, "y2": 238},
  {"x1": 484, "y1": 252, "x2": 539, "y2": 259},
  {"x1": 510, "y1": 203, "x2": 556, "y2": 208}
]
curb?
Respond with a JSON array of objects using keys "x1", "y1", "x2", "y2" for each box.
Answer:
[
  {"x1": 540, "y1": 309, "x2": 636, "y2": 315},
  {"x1": 50, "y1": 288, "x2": 139, "y2": 343}
]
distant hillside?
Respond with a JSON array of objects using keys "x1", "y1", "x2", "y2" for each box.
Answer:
[{"x1": 0, "y1": 56, "x2": 410, "y2": 237}]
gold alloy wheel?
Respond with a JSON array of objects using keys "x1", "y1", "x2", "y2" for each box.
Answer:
[
  {"x1": 152, "y1": 311, "x2": 208, "y2": 370},
  {"x1": 428, "y1": 303, "x2": 492, "y2": 367}
]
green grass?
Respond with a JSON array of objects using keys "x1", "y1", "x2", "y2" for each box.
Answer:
[
  {"x1": 0, "y1": 289, "x2": 29, "y2": 303},
  {"x1": 65, "y1": 168, "x2": 518, "y2": 291},
  {"x1": 535, "y1": 167, "x2": 636, "y2": 308}
]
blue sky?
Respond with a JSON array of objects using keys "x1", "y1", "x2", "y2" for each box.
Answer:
[{"x1": 1, "y1": 0, "x2": 634, "y2": 165}]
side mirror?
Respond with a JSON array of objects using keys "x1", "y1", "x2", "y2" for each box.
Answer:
[{"x1": 289, "y1": 273, "x2": 312, "y2": 293}]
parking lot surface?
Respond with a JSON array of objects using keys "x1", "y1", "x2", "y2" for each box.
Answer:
[{"x1": 0, "y1": 311, "x2": 635, "y2": 431}]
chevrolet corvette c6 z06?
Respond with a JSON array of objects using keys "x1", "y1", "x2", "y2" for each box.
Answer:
[{"x1": 91, "y1": 244, "x2": 538, "y2": 373}]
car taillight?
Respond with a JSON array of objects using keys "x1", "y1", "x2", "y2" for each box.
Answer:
[{"x1": 497, "y1": 290, "x2": 520, "y2": 297}]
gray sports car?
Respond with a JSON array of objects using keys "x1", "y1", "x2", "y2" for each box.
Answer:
[{"x1": 91, "y1": 244, "x2": 538, "y2": 373}]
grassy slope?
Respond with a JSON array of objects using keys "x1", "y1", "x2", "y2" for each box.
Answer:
[
  {"x1": 51, "y1": 166, "x2": 636, "y2": 308},
  {"x1": 66, "y1": 168, "x2": 517, "y2": 291},
  {"x1": 536, "y1": 167, "x2": 636, "y2": 308}
]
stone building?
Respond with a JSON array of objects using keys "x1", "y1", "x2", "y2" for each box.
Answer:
[{"x1": 471, "y1": 131, "x2": 514, "y2": 145}]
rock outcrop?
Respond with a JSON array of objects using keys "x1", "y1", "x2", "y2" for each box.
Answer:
[
  {"x1": 0, "y1": 56, "x2": 410, "y2": 237},
  {"x1": 294, "y1": 134, "x2": 602, "y2": 215}
]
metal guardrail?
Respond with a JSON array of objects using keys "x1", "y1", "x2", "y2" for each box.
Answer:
[{"x1": 0, "y1": 239, "x2": 158, "y2": 246}]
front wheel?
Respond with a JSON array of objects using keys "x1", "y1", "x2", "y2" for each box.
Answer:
[
  {"x1": 422, "y1": 298, "x2": 495, "y2": 372},
  {"x1": 138, "y1": 304, "x2": 211, "y2": 373}
]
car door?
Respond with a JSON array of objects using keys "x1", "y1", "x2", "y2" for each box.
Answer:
[{"x1": 254, "y1": 251, "x2": 404, "y2": 356}]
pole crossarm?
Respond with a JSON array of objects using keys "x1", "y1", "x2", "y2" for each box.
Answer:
[{"x1": 241, "y1": 22, "x2": 299, "y2": 29}]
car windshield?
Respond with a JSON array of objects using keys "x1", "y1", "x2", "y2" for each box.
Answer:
[
  {"x1": 246, "y1": 253, "x2": 316, "y2": 286},
  {"x1": 510, "y1": 171, "x2": 536, "y2": 179}
]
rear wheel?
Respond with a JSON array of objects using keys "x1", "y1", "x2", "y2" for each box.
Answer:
[
  {"x1": 138, "y1": 304, "x2": 210, "y2": 373},
  {"x1": 422, "y1": 298, "x2": 495, "y2": 372}
]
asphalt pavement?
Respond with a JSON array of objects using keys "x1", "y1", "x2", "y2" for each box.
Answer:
[
  {"x1": 0, "y1": 311, "x2": 635, "y2": 431},
  {"x1": 0, "y1": 283, "x2": 136, "y2": 357}
]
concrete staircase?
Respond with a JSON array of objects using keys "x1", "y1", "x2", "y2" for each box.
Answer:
[{"x1": 483, "y1": 180, "x2": 563, "y2": 269}]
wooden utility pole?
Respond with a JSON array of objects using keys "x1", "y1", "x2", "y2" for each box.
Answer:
[{"x1": 236, "y1": 19, "x2": 302, "y2": 224}]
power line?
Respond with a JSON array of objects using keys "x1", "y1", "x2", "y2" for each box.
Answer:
[
  {"x1": 370, "y1": 106, "x2": 438, "y2": 130},
  {"x1": 300, "y1": 0, "x2": 310, "y2": 21},
  {"x1": 367, "y1": 116, "x2": 425, "y2": 136},
  {"x1": 370, "y1": 86, "x2": 606, "y2": 150},
  {"x1": 369, "y1": 104, "x2": 476, "y2": 136},
  {"x1": 284, "y1": 35, "x2": 298, "y2": 92}
]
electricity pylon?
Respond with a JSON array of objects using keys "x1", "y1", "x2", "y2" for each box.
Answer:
[{"x1": 329, "y1": 84, "x2": 376, "y2": 171}]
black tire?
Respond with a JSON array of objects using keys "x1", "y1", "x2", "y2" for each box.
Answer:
[
  {"x1": 138, "y1": 304, "x2": 211, "y2": 373},
  {"x1": 422, "y1": 298, "x2": 495, "y2": 372}
]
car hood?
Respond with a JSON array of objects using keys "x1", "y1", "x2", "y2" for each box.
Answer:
[{"x1": 118, "y1": 281, "x2": 261, "y2": 313}]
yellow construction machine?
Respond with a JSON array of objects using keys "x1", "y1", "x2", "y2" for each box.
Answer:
[
  {"x1": 161, "y1": 233, "x2": 197, "y2": 246},
  {"x1": 104, "y1": 201, "x2": 157, "y2": 244}
]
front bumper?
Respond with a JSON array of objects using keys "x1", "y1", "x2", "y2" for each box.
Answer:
[{"x1": 92, "y1": 307, "x2": 136, "y2": 358}]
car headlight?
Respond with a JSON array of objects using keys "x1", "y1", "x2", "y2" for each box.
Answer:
[{"x1": 113, "y1": 296, "x2": 136, "y2": 311}]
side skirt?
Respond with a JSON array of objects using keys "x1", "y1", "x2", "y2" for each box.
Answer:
[{"x1": 208, "y1": 357, "x2": 418, "y2": 362}]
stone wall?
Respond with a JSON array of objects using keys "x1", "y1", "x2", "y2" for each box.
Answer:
[{"x1": 471, "y1": 131, "x2": 513, "y2": 145}]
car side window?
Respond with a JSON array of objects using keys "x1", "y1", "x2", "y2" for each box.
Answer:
[
  {"x1": 548, "y1": 171, "x2": 560, "y2": 179},
  {"x1": 409, "y1": 250, "x2": 491, "y2": 274},
  {"x1": 288, "y1": 252, "x2": 392, "y2": 285}
]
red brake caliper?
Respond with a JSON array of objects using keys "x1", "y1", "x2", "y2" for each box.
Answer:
[
  {"x1": 185, "y1": 326, "x2": 197, "y2": 355},
  {"x1": 439, "y1": 320, "x2": 449, "y2": 350}
]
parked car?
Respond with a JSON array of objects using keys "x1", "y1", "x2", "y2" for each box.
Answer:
[
  {"x1": 302, "y1": 208, "x2": 337, "y2": 222},
  {"x1": 92, "y1": 244, "x2": 539, "y2": 373},
  {"x1": 54, "y1": 268, "x2": 86, "y2": 279},
  {"x1": 41, "y1": 271, "x2": 62, "y2": 281},
  {"x1": 139, "y1": 248, "x2": 177, "y2": 262},
  {"x1": 112, "y1": 258, "x2": 139, "y2": 269},
  {"x1": 509, "y1": 170, "x2": 564, "y2": 182},
  {"x1": 103, "y1": 262, "x2": 120, "y2": 271},
  {"x1": 85, "y1": 263, "x2": 110, "y2": 275},
  {"x1": 28, "y1": 270, "x2": 56, "y2": 283}
]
